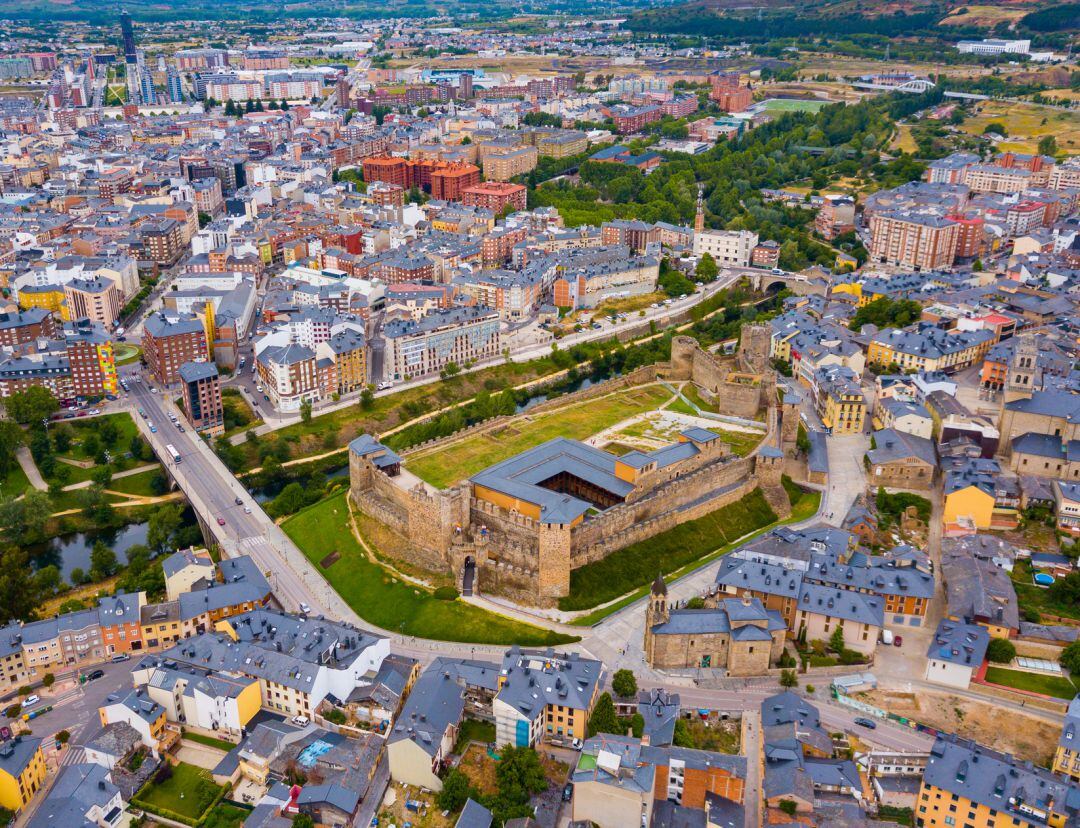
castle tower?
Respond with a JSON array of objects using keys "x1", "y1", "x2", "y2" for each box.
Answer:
[
  {"x1": 643, "y1": 574, "x2": 669, "y2": 665},
  {"x1": 694, "y1": 184, "x2": 705, "y2": 233},
  {"x1": 1003, "y1": 335, "x2": 1039, "y2": 404}
]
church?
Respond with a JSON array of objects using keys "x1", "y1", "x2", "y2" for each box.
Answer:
[{"x1": 644, "y1": 576, "x2": 787, "y2": 675}]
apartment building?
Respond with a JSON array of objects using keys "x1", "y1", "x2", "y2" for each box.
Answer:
[
  {"x1": 483, "y1": 146, "x2": 538, "y2": 182},
  {"x1": 98, "y1": 689, "x2": 169, "y2": 758},
  {"x1": 0, "y1": 308, "x2": 57, "y2": 351},
  {"x1": 810, "y1": 364, "x2": 866, "y2": 435},
  {"x1": 461, "y1": 181, "x2": 527, "y2": 213},
  {"x1": 429, "y1": 162, "x2": 481, "y2": 201},
  {"x1": 610, "y1": 104, "x2": 662, "y2": 134},
  {"x1": 868, "y1": 211, "x2": 959, "y2": 270},
  {"x1": 316, "y1": 328, "x2": 367, "y2": 396},
  {"x1": 1054, "y1": 696, "x2": 1080, "y2": 782},
  {"x1": 63, "y1": 277, "x2": 121, "y2": 328},
  {"x1": 916, "y1": 734, "x2": 1080, "y2": 828},
  {"x1": 493, "y1": 648, "x2": 603, "y2": 748},
  {"x1": 692, "y1": 229, "x2": 758, "y2": 266},
  {"x1": 256, "y1": 342, "x2": 320, "y2": 412},
  {"x1": 815, "y1": 195, "x2": 856, "y2": 240},
  {"x1": 867, "y1": 326, "x2": 995, "y2": 374},
  {"x1": 383, "y1": 306, "x2": 500, "y2": 380},
  {"x1": 179, "y1": 360, "x2": 224, "y2": 436},
  {"x1": 142, "y1": 313, "x2": 209, "y2": 385},
  {"x1": 0, "y1": 737, "x2": 46, "y2": 815},
  {"x1": 141, "y1": 219, "x2": 185, "y2": 266}
]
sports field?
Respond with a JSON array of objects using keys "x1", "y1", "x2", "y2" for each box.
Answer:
[
  {"x1": 758, "y1": 98, "x2": 829, "y2": 114},
  {"x1": 405, "y1": 384, "x2": 675, "y2": 489}
]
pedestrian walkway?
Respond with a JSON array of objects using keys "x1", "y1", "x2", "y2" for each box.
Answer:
[{"x1": 16, "y1": 447, "x2": 46, "y2": 491}]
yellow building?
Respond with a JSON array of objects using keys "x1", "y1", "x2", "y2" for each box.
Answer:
[
  {"x1": 867, "y1": 327, "x2": 994, "y2": 374},
  {"x1": 830, "y1": 281, "x2": 862, "y2": 303},
  {"x1": 812, "y1": 366, "x2": 865, "y2": 435},
  {"x1": 942, "y1": 482, "x2": 995, "y2": 531},
  {"x1": 1054, "y1": 699, "x2": 1080, "y2": 782},
  {"x1": 17, "y1": 285, "x2": 68, "y2": 320},
  {"x1": 918, "y1": 734, "x2": 1080, "y2": 828},
  {"x1": 0, "y1": 736, "x2": 46, "y2": 813}
]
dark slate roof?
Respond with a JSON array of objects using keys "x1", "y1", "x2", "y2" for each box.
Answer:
[
  {"x1": 456, "y1": 798, "x2": 494, "y2": 828},
  {"x1": 924, "y1": 735, "x2": 1080, "y2": 822},
  {"x1": 26, "y1": 763, "x2": 120, "y2": 828},
  {"x1": 470, "y1": 437, "x2": 635, "y2": 524},
  {"x1": 926, "y1": 619, "x2": 989, "y2": 667},
  {"x1": 348, "y1": 434, "x2": 401, "y2": 469},
  {"x1": 867, "y1": 428, "x2": 937, "y2": 467},
  {"x1": 638, "y1": 689, "x2": 679, "y2": 747}
]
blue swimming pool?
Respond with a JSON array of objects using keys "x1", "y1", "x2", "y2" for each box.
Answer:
[
  {"x1": 297, "y1": 739, "x2": 333, "y2": 768},
  {"x1": 1034, "y1": 573, "x2": 1055, "y2": 586}
]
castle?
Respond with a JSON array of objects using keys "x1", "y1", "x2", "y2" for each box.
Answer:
[{"x1": 348, "y1": 336, "x2": 794, "y2": 606}]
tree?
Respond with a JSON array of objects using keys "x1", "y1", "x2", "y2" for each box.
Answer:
[
  {"x1": 685, "y1": 596, "x2": 706, "y2": 609},
  {"x1": 611, "y1": 669, "x2": 637, "y2": 698},
  {"x1": 89, "y1": 541, "x2": 119, "y2": 581},
  {"x1": 359, "y1": 388, "x2": 374, "y2": 410},
  {"x1": 672, "y1": 718, "x2": 694, "y2": 748},
  {"x1": 986, "y1": 638, "x2": 1016, "y2": 664},
  {"x1": 779, "y1": 800, "x2": 798, "y2": 817},
  {"x1": 495, "y1": 745, "x2": 547, "y2": 801},
  {"x1": 291, "y1": 816, "x2": 314, "y2": 828},
  {"x1": 1038, "y1": 135, "x2": 1058, "y2": 157},
  {"x1": 280, "y1": 98, "x2": 289, "y2": 110},
  {"x1": 34, "y1": 565, "x2": 62, "y2": 596},
  {"x1": 440, "y1": 362, "x2": 461, "y2": 380},
  {"x1": 49, "y1": 423, "x2": 71, "y2": 454},
  {"x1": 587, "y1": 692, "x2": 620, "y2": 737},
  {"x1": 91, "y1": 465, "x2": 113, "y2": 487},
  {"x1": 779, "y1": 669, "x2": 798, "y2": 688},
  {"x1": 3, "y1": 387, "x2": 58, "y2": 425},
  {"x1": 972, "y1": 258, "x2": 983, "y2": 271},
  {"x1": 300, "y1": 400, "x2": 312, "y2": 424},
  {"x1": 0, "y1": 548, "x2": 44, "y2": 623},
  {"x1": 98, "y1": 418, "x2": 118, "y2": 446},
  {"x1": 828, "y1": 625, "x2": 845, "y2": 654},
  {"x1": 436, "y1": 768, "x2": 475, "y2": 812},
  {"x1": 42, "y1": 673, "x2": 55, "y2": 688},
  {"x1": 81, "y1": 484, "x2": 114, "y2": 524},
  {"x1": 1061, "y1": 640, "x2": 1080, "y2": 675},
  {"x1": 695, "y1": 252, "x2": 718, "y2": 283},
  {"x1": 0, "y1": 421, "x2": 24, "y2": 478},
  {"x1": 983, "y1": 121, "x2": 1007, "y2": 136},
  {"x1": 147, "y1": 504, "x2": 183, "y2": 554},
  {"x1": 70, "y1": 567, "x2": 89, "y2": 586}
]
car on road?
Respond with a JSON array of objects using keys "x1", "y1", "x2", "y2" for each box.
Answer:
[
  {"x1": 854, "y1": 717, "x2": 877, "y2": 729},
  {"x1": 299, "y1": 602, "x2": 312, "y2": 615},
  {"x1": 893, "y1": 635, "x2": 903, "y2": 647},
  {"x1": 21, "y1": 695, "x2": 39, "y2": 708},
  {"x1": 149, "y1": 425, "x2": 157, "y2": 433},
  {"x1": 562, "y1": 784, "x2": 573, "y2": 802},
  {"x1": 571, "y1": 738, "x2": 583, "y2": 750},
  {"x1": 263, "y1": 394, "x2": 269, "y2": 402},
  {"x1": 111, "y1": 653, "x2": 130, "y2": 662},
  {"x1": 235, "y1": 497, "x2": 243, "y2": 505},
  {"x1": 217, "y1": 517, "x2": 226, "y2": 526},
  {"x1": 244, "y1": 506, "x2": 252, "y2": 514},
  {"x1": 177, "y1": 425, "x2": 185, "y2": 433},
  {"x1": 86, "y1": 669, "x2": 104, "y2": 681}
]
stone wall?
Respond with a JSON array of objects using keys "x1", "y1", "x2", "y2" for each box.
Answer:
[{"x1": 667, "y1": 336, "x2": 771, "y2": 420}]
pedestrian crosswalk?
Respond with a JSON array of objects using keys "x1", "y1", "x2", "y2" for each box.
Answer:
[{"x1": 59, "y1": 746, "x2": 85, "y2": 767}]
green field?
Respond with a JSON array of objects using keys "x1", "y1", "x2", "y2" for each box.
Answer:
[
  {"x1": 283, "y1": 492, "x2": 578, "y2": 646},
  {"x1": 131, "y1": 762, "x2": 226, "y2": 823},
  {"x1": 760, "y1": 98, "x2": 829, "y2": 113},
  {"x1": 570, "y1": 479, "x2": 819, "y2": 624},
  {"x1": 560, "y1": 487, "x2": 779, "y2": 612},
  {"x1": 59, "y1": 413, "x2": 140, "y2": 462},
  {"x1": 106, "y1": 466, "x2": 164, "y2": 497},
  {"x1": 222, "y1": 388, "x2": 262, "y2": 437},
  {"x1": 0, "y1": 462, "x2": 31, "y2": 499},
  {"x1": 404, "y1": 384, "x2": 674, "y2": 489},
  {"x1": 984, "y1": 667, "x2": 1079, "y2": 700}
]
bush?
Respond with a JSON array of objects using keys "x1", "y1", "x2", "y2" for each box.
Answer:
[
  {"x1": 55, "y1": 729, "x2": 70, "y2": 744},
  {"x1": 155, "y1": 764, "x2": 173, "y2": 784},
  {"x1": 986, "y1": 637, "x2": 1016, "y2": 664},
  {"x1": 4, "y1": 705, "x2": 20, "y2": 719},
  {"x1": 779, "y1": 799, "x2": 798, "y2": 816},
  {"x1": 779, "y1": 669, "x2": 798, "y2": 688},
  {"x1": 323, "y1": 708, "x2": 347, "y2": 725},
  {"x1": 42, "y1": 674, "x2": 55, "y2": 688},
  {"x1": 433, "y1": 586, "x2": 460, "y2": 601}
]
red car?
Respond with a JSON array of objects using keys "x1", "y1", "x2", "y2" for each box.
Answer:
[
  {"x1": 893, "y1": 635, "x2": 903, "y2": 647},
  {"x1": 217, "y1": 517, "x2": 226, "y2": 526}
]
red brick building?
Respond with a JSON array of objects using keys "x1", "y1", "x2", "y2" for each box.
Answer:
[
  {"x1": 461, "y1": 181, "x2": 527, "y2": 213},
  {"x1": 142, "y1": 313, "x2": 209, "y2": 385}
]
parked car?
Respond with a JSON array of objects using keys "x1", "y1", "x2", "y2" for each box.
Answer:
[
  {"x1": 893, "y1": 635, "x2": 903, "y2": 647},
  {"x1": 86, "y1": 669, "x2": 105, "y2": 681},
  {"x1": 854, "y1": 717, "x2": 877, "y2": 729},
  {"x1": 217, "y1": 517, "x2": 226, "y2": 526},
  {"x1": 299, "y1": 602, "x2": 312, "y2": 615},
  {"x1": 111, "y1": 653, "x2": 130, "y2": 663},
  {"x1": 21, "y1": 695, "x2": 39, "y2": 708},
  {"x1": 562, "y1": 784, "x2": 573, "y2": 802},
  {"x1": 291, "y1": 715, "x2": 310, "y2": 726},
  {"x1": 571, "y1": 738, "x2": 583, "y2": 750}
]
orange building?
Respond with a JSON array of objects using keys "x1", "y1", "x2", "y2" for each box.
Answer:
[
  {"x1": 462, "y1": 181, "x2": 527, "y2": 213},
  {"x1": 362, "y1": 155, "x2": 412, "y2": 189},
  {"x1": 429, "y1": 162, "x2": 481, "y2": 202}
]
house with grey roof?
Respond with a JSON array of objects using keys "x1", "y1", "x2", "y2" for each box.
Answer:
[
  {"x1": 867, "y1": 427, "x2": 937, "y2": 490},
  {"x1": 923, "y1": 619, "x2": 989, "y2": 690},
  {"x1": 940, "y1": 536, "x2": 1020, "y2": 635},
  {"x1": 26, "y1": 762, "x2": 125, "y2": 828}
]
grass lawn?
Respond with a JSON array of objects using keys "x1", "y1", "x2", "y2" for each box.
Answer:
[
  {"x1": 0, "y1": 462, "x2": 31, "y2": 499},
  {"x1": 183, "y1": 731, "x2": 236, "y2": 751},
  {"x1": 284, "y1": 492, "x2": 578, "y2": 646},
  {"x1": 1012, "y1": 560, "x2": 1080, "y2": 622},
  {"x1": 560, "y1": 487, "x2": 779, "y2": 612},
  {"x1": 760, "y1": 98, "x2": 829, "y2": 113},
  {"x1": 666, "y1": 397, "x2": 698, "y2": 417},
  {"x1": 201, "y1": 802, "x2": 250, "y2": 828},
  {"x1": 454, "y1": 718, "x2": 497, "y2": 753},
  {"x1": 107, "y1": 466, "x2": 164, "y2": 497},
  {"x1": 113, "y1": 343, "x2": 141, "y2": 365},
  {"x1": 983, "y1": 667, "x2": 1079, "y2": 700},
  {"x1": 570, "y1": 480, "x2": 819, "y2": 624},
  {"x1": 222, "y1": 388, "x2": 262, "y2": 437},
  {"x1": 238, "y1": 352, "x2": 576, "y2": 465},
  {"x1": 58, "y1": 413, "x2": 139, "y2": 462},
  {"x1": 958, "y1": 101, "x2": 1080, "y2": 154},
  {"x1": 405, "y1": 384, "x2": 674, "y2": 489},
  {"x1": 131, "y1": 762, "x2": 226, "y2": 822}
]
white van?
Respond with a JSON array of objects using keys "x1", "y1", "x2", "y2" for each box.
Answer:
[
  {"x1": 291, "y1": 715, "x2": 310, "y2": 727},
  {"x1": 880, "y1": 629, "x2": 894, "y2": 645}
]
